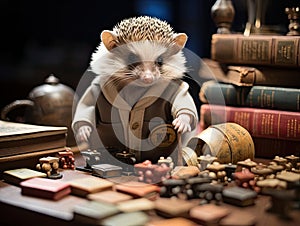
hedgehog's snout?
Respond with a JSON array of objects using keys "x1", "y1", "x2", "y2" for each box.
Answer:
[
  {"x1": 141, "y1": 70, "x2": 155, "y2": 84},
  {"x1": 139, "y1": 62, "x2": 161, "y2": 85}
]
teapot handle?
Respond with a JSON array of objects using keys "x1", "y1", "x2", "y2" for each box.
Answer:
[{"x1": 1, "y1": 100, "x2": 34, "y2": 121}]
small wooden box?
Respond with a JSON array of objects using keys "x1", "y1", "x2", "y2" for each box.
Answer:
[
  {"x1": 92, "y1": 164, "x2": 122, "y2": 178},
  {"x1": 222, "y1": 186, "x2": 257, "y2": 207}
]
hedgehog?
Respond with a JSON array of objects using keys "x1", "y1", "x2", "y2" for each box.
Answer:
[{"x1": 72, "y1": 16, "x2": 198, "y2": 163}]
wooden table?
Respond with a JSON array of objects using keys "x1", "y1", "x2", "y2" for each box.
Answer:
[{"x1": 0, "y1": 157, "x2": 299, "y2": 226}]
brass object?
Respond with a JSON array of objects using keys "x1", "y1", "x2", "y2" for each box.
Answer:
[
  {"x1": 211, "y1": 0, "x2": 235, "y2": 34},
  {"x1": 285, "y1": 7, "x2": 300, "y2": 36},
  {"x1": 1, "y1": 74, "x2": 78, "y2": 145},
  {"x1": 186, "y1": 122, "x2": 255, "y2": 164}
]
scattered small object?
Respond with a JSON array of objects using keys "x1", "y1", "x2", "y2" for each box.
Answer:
[
  {"x1": 256, "y1": 178, "x2": 287, "y2": 190},
  {"x1": 77, "y1": 149, "x2": 101, "y2": 172},
  {"x1": 171, "y1": 166, "x2": 200, "y2": 179},
  {"x1": 134, "y1": 160, "x2": 171, "y2": 184},
  {"x1": 157, "y1": 156, "x2": 174, "y2": 169},
  {"x1": 285, "y1": 155, "x2": 300, "y2": 169},
  {"x1": 159, "y1": 179, "x2": 186, "y2": 198},
  {"x1": 58, "y1": 147, "x2": 75, "y2": 169},
  {"x1": 251, "y1": 163, "x2": 273, "y2": 180},
  {"x1": 92, "y1": 163, "x2": 122, "y2": 178},
  {"x1": 198, "y1": 154, "x2": 217, "y2": 171},
  {"x1": 237, "y1": 159, "x2": 257, "y2": 172},
  {"x1": 184, "y1": 176, "x2": 212, "y2": 200},
  {"x1": 222, "y1": 186, "x2": 257, "y2": 207},
  {"x1": 233, "y1": 168, "x2": 257, "y2": 190},
  {"x1": 196, "y1": 183, "x2": 224, "y2": 205},
  {"x1": 36, "y1": 156, "x2": 62, "y2": 179},
  {"x1": 189, "y1": 204, "x2": 229, "y2": 225},
  {"x1": 224, "y1": 163, "x2": 237, "y2": 182},
  {"x1": 206, "y1": 161, "x2": 227, "y2": 182}
]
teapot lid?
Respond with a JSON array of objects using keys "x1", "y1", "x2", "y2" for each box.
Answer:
[
  {"x1": 45, "y1": 74, "x2": 60, "y2": 85},
  {"x1": 28, "y1": 74, "x2": 75, "y2": 99}
]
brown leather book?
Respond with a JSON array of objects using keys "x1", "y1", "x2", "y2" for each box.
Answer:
[
  {"x1": 87, "y1": 190, "x2": 132, "y2": 204},
  {"x1": 114, "y1": 181, "x2": 160, "y2": 200},
  {"x1": 154, "y1": 197, "x2": 198, "y2": 218},
  {"x1": 68, "y1": 176, "x2": 114, "y2": 197},
  {"x1": 116, "y1": 198, "x2": 155, "y2": 212},
  {"x1": 210, "y1": 34, "x2": 300, "y2": 68},
  {"x1": 0, "y1": 120, "x2": 67, "y2": 158},
  {"x1": 189, "y1": 204, "x2": 230, "y2": 225},
  {"x1": 199, "y1": 58, "x2": 300, "y2": 88}
]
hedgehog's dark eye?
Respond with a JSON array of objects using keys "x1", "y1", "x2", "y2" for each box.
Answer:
[
  {"x1": 127, "y1": 52, "x2": 140, "y2": 65},
  {"x1": 155, "y1": 56, "x2": 164, "y2": 67}
]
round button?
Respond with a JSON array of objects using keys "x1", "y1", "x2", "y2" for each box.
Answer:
[{"x1": 131, "y1": 122, "x2": 139, "y2": 130}]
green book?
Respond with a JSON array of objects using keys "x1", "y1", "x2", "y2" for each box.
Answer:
[
  {"x1": 3, "y1": 168, "x2": 47, "y2": 185},
  {"x1": 73, "y1": 200, "x2": 120, "y2": 225}
]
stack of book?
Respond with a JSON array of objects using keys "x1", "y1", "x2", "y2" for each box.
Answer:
[
  {"x1": 0, "y1": 120, "x2": 68, "y2": 172},
  {"x1": 198, "y1": 33, "x2": 300, "y2": 159}
]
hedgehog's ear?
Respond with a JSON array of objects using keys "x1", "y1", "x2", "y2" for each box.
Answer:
[
  {"x1": 173, "y1": 33, "x2": 188, "y2": 49},
  {"x1": 101, "y1": 30, "x2": 118, "y2": 51}
]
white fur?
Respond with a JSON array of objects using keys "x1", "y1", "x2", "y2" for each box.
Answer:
[{"x1": 90, "y1": 40, "x2": 187, "y2": 80}]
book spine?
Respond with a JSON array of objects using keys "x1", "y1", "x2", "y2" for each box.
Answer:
[
  {"x1": 200, "y1": 104, "x2": 300, "y2": 141},
  {"x1": 200, "y1": 82, "x2": 300, "y2": 112},
  {"x1": 253, "y1": 137, "x2": 300, "y2": 159},
  {"x1": 200, "y1": 58, "x2": 300, "y2": 88},
  {"x1": 211, "y1": 34, "x2": 300, "y2": 67}
]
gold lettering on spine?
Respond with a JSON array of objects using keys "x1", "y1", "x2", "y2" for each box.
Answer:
[
  {"x1": 297, "y1": 95, "x2": 300, "y2": 111},
  {"x1": 241, "y1": 40, "x2": 269, "y2": 61},
  {"x1": 277, "y1": 113, "x2": 281, "y2": 138},
  {"x1": 276, "y1": 40, "x2": 296, "y2": 65},
  {"x1": 287, "y1": 119, "x2": 298, "y2": 138},
  {"x1": 234, "y1": 112, "x2": 250, "y2": 130},
  {"x1": 261, "y1": 113, "x2": 274, "y2": 136}
]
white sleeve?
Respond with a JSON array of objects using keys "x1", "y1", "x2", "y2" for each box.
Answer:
[{"x1": 171, "y1": 82, "x2": 198, "y2": 130}]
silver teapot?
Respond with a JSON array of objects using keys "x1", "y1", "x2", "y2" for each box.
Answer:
[{"x1": 1, "y1": 74, "x2": 78, "y2": 145}]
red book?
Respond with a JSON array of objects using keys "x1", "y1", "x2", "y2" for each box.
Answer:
[
  {"x1": 252, "y1": 137, "x2": 300, "y2": 158},
  {"x1": 200, "y1": 104, "x2": 300, "y2": 141},
  {"x1": 20, "y1": 177, "x2": 71, "y2": 200}
]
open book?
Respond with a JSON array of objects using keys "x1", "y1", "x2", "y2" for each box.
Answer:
[{"x1": 0, "y1": 120, "x2": 67, "y2": 158}]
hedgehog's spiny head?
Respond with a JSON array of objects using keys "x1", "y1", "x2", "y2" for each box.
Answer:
[
  {"x1": 115, "y1": 16, "x2": 174, "y2": 44},
  {"x1": 101, "y1": 16, "x2": 187, "y2": 51},
  {"x1": 91, "y1": 16, "x2": 188, "y2": 86}
]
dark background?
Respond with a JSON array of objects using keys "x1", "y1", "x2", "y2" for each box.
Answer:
[{"x1": 0, "y1": 0, "x2": 297, "y2": 111}]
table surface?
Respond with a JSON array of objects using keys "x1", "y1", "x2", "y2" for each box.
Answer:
[{"x1": 0, "y1": 156, "x2": 299, "y2": 226}]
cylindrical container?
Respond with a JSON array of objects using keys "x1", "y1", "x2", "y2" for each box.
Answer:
[{"x1": 183, "y1": 122, "x2": 255, "y2": 164}]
